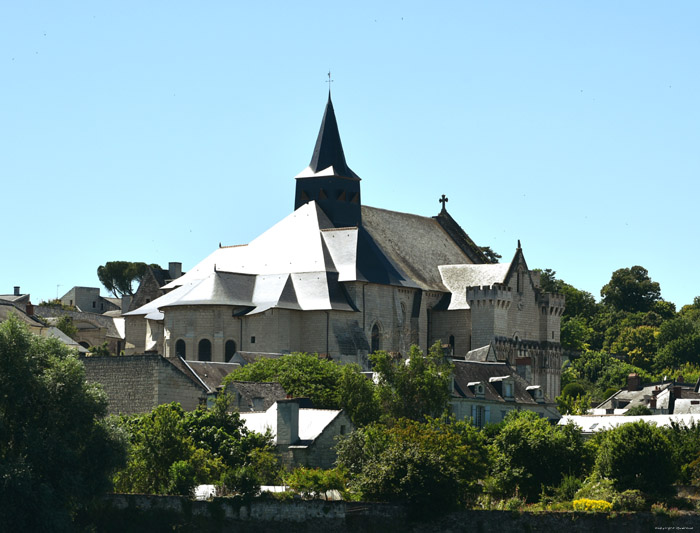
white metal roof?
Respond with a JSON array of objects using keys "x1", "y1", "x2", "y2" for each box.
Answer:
[{"x1": 239, "y1": 402, "x2": 341, "y2": 444}]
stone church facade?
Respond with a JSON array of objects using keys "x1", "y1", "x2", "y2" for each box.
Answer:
[{"x1": 125, "y1": 95, "x2": 564, "y2": 399}]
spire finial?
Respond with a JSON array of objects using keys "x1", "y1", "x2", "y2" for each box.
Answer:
[
  {"x1": 326, "y1": 70, "x2": 334, "y2": 96},
  {"x1": 517, "y1": 239, "x2": 521, "y2": 249},
  {"x1": 439, "y1": 194, "x2": 449, "y2": 213}
]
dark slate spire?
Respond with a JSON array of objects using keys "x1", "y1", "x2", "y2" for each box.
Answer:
[
  {"x1": 307, "y1": 94, "x2": 360, "y2": 180},
  {"x1": 295, "y1": 94, "x2": 362, "y2": 227}
]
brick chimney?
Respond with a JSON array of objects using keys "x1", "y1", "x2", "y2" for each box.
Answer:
[
  {"x1": 627, "y1": 373, "x2": 642, "y2": 392},
  {"x1": 276, "y1": 399, "x2": 299, "y2": 445},
  {"x1": 13, "y1": 286, "x2": 20, "y2": 296},
  {"x1": 168, "y1": 262, "x2": 182, "y2": 280}
]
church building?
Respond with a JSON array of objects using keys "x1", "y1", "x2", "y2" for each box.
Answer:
[{"x1": 124, "y1": 95, "x2": 564, "y2": 399}]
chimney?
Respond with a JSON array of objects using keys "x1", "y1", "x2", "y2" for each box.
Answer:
[
  {"x1": 276, "y1": 399, "x2": 299, "y2": 445},
  {"x1": 678, "y1": 375, "x2": 685, "y2": 384},
  {"x1": 121, "y1": 295, "x2": 132, "y2": 314},
  {"x1": 13, "y1": 286, "x2": 20, "y2": 296},
  {"x1": 168, "y1": 262, "x2": 182, "y2": 280},
  {"x1": 649, "y1": 397, "x2": 657, "y2": 410},
  {"x1": 627, "y1": 373, "x2": 642, "y2": 392},
  {"x1": 673, "y1": 386, "x2": 682, "y2": 400}
]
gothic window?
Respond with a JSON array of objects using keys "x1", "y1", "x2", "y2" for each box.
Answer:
[
  {"x1": 198, "y1": 339, "x2": 212, "y2": 362},
  {"x1": 225, "y1": 340, "x2": 237, "y2": 362},
  {"x1": 371, "y1": 323, "x2": 380, "y2": 354},
  {"x1": 175, "y1": 339, "x2": 186, "y2": 358}
]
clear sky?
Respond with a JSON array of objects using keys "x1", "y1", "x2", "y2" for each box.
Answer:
[{"x1": 2, "y1": 2, "x2": 698, "y2": 308}]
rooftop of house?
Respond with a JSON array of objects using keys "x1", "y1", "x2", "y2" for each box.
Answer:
[
  {"x1": 451, "y1": 358, "x2": 550, "y2": 406},
  {"x1": 239, "y1": 402, "x2": 343, "y2": 446},
  {"x1": 225, "y1": 381, "x2": 288, "y2": 412},
  {"x1": 559, "y1": 413, "x2": 700, "y2": 434}
]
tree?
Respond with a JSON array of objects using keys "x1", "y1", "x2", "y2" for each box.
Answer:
[
  {"x1": 594, "y1": 421, "x2": 675, "y2": 494},
  {"x1": 97, "y1": 261, "x2": 160, "y2": 297},
  {"x1": 336, "y1": 417, "x2": 489, "y2": 514},
  {"x1": 371, "y1": 342, "x2": 453, "y2": 422},
  {"x1": 488, "y1": 411, "x2": 592, "y2": 501},
  {"x1": 480, "y1": 246, "x2": 502, "y2": 264},
  {"x1": 600, "y1": 266, "x2": 662, "y2": 313},
  {"x1": 114, "y1": 395, "x2": 277, "y2": 497},
  {"x1": 0, "y1": 314, "x2": 126, "y2": 531},
  {"x1": 224, "y1": 353, "x2": 379, "y2": 427},
  {"x1": 54, "y1": 314, "x2": 78, "y2": 340}
]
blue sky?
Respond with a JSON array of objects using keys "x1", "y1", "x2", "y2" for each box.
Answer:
[{"x1": 2, "y1": 2, "x2": 698, "y2": 308}]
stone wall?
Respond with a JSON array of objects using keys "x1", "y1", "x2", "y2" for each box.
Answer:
[
  {"x1": 88, "y1": 494, "x2": 700, "y2": 533},
  {"x1": 81, "y1": 355, "x2": 206, "y2": 415}
]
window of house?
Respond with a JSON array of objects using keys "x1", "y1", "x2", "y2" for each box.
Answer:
[
  {"x1": 225, "y1": 340, "x2": 237, "y2": 362},
  {"x1": 449, "y1": 335, "x2": 455, "y2": 355},
  {"x1": 92, "y1": 301, "x2": 96, "y2": 308},
  {"x1": 473, "y1": 405, "x2": 485, "y2": 428},
  {"x1": 250, "y1": 336, "x2": 256, "y2": 344},
  {"x1": 371, "y1": 324, "x2": 380, "y2": 354},
  {"x1": 340, "y1": 425, "x2": 346, "y2": 435},
  {"x1": 175, "y1": 339, "x2": 186, "y2": 358},
  {"x1": 198, "y1": 339, "x2": 212, "y2": 361}
]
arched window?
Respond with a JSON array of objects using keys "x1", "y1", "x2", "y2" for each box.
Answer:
[
  {"x1": 225, "y1": 340, "x2": 237, "y2": 362},
  {"x1": 198, "y1": 339, "x2": 212, "y2": 362},
  {"x1": 371, "y1": 323, "x2": 380, "y2": 354},
  {"x1": 175, "y1": 339, "x2": 186, "y2": 358}
]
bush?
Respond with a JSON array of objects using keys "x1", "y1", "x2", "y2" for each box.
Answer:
[
  {"x1": 573, "y1": 498, "x2": 613, "y2": 512},
  {"x1": 284, "y1": 467, "x2": 347, "y2": 499},
  {"x1": 574, "y1": 475, "x2": 618, "y2": 502},
  {"x1": 612, "y1": 489, "x2": 646, "y2": 511}
]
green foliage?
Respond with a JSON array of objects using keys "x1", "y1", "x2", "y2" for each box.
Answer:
[
  {"x1": 336, "y1": 416, "x2": 489, "y2": 513},
  {"x1": 114, "y1": 394, "x2": 277, "y2": 497},
  {"x1": 572, "y1": 498, "x2": 613, "y2": 512},
  {"x1": 224, "y1": 353, "x2": 379, "y2": 426},
  {"x1": 556, "y1": 391, "x2": 590, "y2": 415},
  {"x1": 480, "y1": 246, "x2": 502, "y2": 264},
  {"x1": 97, "y1": 261, "x2": 160, "y2": 297},
  {"x1": 600, "y1": 266, "x2": 662, "y2": 313},
  {"x1": 488, "y1": 411, "x2": 592, "y2": 502},
  {"x1": 594, "y1": 421, "x2": 675, "y2": 494},
  {"x1": 284, "y1": 467, "x2": 348, "y2": 499},
  {"x1": 663, "y1": 420, "x2": 700, "y2": 484},
  {"x1": 55, "y1": 314, "x2": 78, "y2": 340},
  {"x1": 609, "y1": 325, "x2": 659, "y2": 370},
  {"x1": 612, "y1": 489, "x2": 647, "y2": 511},
  {"x1": 370, "y1": 341, "x2": 452, "y2": 422},
  {"x1": 574, "y1": 475, "x2": 618, "y2": 502},
  {"x1": 0, "y1": 315, "x2": 127, "y2": 531},
  {"x1": 89, "y1": 341, "x2": 112, "y2": 357},
  {"x1": 625, "y1": 405, "x2": 652, "y2": 416}
]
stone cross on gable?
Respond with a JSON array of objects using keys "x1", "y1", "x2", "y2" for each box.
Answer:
[{"x1": 439, "y1": 194, "x2": 449, "y2": 212}]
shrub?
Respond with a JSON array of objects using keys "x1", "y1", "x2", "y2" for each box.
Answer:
[
  {"x1": 575, "y1": 475, "x2": 618, "y2": 502},
  {"x1": 612, "y1": 489, "x2": 646, "y2": 511},
  {"x1": 572, "y1": 498, "x2": 613, "y2": 512}
]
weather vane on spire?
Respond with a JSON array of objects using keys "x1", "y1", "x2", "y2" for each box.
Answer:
[{"x1": 326, "y1": 70, "x2": 334, "y2": 95}]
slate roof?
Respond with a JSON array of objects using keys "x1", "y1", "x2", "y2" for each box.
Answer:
[
  {"x1": 451, "y1": 359, "x2": 547, "y2": 404},
  {"x1": 439, "y1": 263, "x2": 511, "y2": 310},
  {"x1": 239, "y1": 402, "x2": 342, "y2": 445},
  {"x1": 464, "y1": 344, "x2": 499, "y2": 362},
  {"x1": 182, "y1": 360, "x2": 241, "y2": 392},
  {"x1": 226, "y1": 381, "x2": 288, "y2": 412},
  {"x1": 295, "y1": 94, "x2": 360, "y2": 181},
  {"x1": 560, "y1": 414, "x2": 700, "y2": 434},
  {"x1": 231, "y1": 351, "x2": 284, "y2": 365},
  {"x1": 0, "y1": 301, "x2": 44, "y2": 327}
]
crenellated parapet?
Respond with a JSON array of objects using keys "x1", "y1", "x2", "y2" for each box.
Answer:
[
  {"x1": 466, "y1": 284, "x2": 513, "y2": 309},
  {"x1": 537, "y1": 292, "x2": 565, "y2": 316}
]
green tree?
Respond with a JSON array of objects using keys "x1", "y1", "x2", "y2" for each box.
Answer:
[
  {"x1": 594, "y1": 421, "x2": 675, "y2": 494},
  {"x1": 609, "y1": 325, "x2": 659, "y2": 370},
  {"x1": 0, "y1": 314, "x2": 126, "y2": 531},
  {"x1": 88, "y1": 341, "x2": 112, "y2": 357},
  {"x1": 114, "y1": 395, "x2": 277, "y2": 496},
  {"x1": 371, "y1": 342, "x2": 453, "y2": 422},
  {"x1": 54, "y1": 314, "x2": 78, "y2": 340},
  {"x1": 488, "y1": 410, "x2": 592, "y2": 501},
  {"x1": 97, "y1": 261, "x2": 160, "y2": 297},
  {"x1": 336, "y1": 417, "x2": 489, "y2": 514},
  {"x1": 600, "y1": 266, "x2": 662, "y2": 313},
  {"x1": 224, "y1": 353, "x2": 379, "y2": 426}
]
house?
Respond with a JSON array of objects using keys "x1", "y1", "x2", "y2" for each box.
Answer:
[
  {"x1": 0, "y1": 286, "x2": 32, "y2": 314},
  {"x1": 559, "y1": 413, "x2": 700, "y2": 437},
  {"x1": 451, "y1": 344, "x2": 560, "y2": 426},
  {"x1": 591, "y1": 373, "x2": 700, "y2": 415},
  {"x1": 0, "y1": 300, "x2": 88, "y2": 354},
  {"x1": 124, "y1": 94, "x2": 565, "y2": 400},
  {"x1": 239, "y1": 399, "x2": 353, "y2": 469},
  {"x1": 224, "y1": 381, "x2": 288, "y2": 412},
  {"x1": 81, "y1": 354, "x2": 239, "y2": 415},
  {"x1": 59, "y1": 286, "x2": 121, "y2": 314}
]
